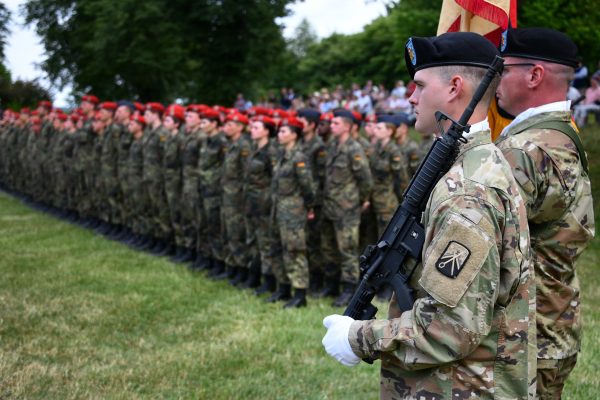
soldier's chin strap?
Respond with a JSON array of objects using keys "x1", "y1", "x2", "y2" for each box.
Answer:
[{"x1": 435, "y1": 111, "x2": 469, "y2": 143}]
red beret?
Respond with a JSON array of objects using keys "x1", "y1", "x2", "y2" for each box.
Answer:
[
  {"x1": 364, "y1": 114, "x2": 377, "y2": 123},
  {"x1": 134, "y1": 102, "x2": 146, "y2": 112},
  {"x1": 201, "y1": 109, "x2": 221, "y2": 120},
  {"x1": 93, "y1": 111, "x2": 103, "y2": 120},
  {"x1": 186, "y1": 104, "x2": 205, "y2": 114},
  {"x1": 213, "y1": 105, "x2": 227, "y2": 114},
  {"x1": 146, "y1": 102, "x2": 165, "y2": 114},
  {"x1": 56, "y1": 113, "x2": 68, "y2": 121},
  {"x1": 279, "y1": 116, "x2": 304, "y2": 130},
  {"x1": 320, "y1": 112, "x2": 334, "y2": 121},
  {"x1": 31, "y1": 116, "x2": 41, "y2": 124},
  {"x1": 81, "y1": 95, "x2": 100, "y2": 104},
  {"x1": 131, "y1": 115, "x2": 146, "y2": 126},
  {"x1": 99, "y1": 102, "x2": 117, "y2": 111},
  {"x1": 20, "y1": 107, "x2": 31, "y2": 115},
  {"x1": 254, "y1": 107, "x2": 273, "y2": 117},
  {"x1": 38, "y1": 100, "x2": 52, "y2": 109},
  {"x1": 226, "y1": 112, "x2": 249, "y2": 125},
  {"x1": 272, "y1": 109, "x2": 289, "y2": 119},
  {"x1": 252, "y1": 115, "x2": 276, "y2": 127},
  {"x1": 31, "y1": 110, "x2": 39, "y2": 116},
  {"x1": 287, "y1": 110, "x2": 297, "y2": 117},
  {"x1": 70, "y1": 114, "x2": 80, "y2": 122},
  {"x1": 165, "y1": 104, "x2": 185, "y2": 121},
  {"x1": 352, "y1": 111, "x2": 363, "y2": 123}
]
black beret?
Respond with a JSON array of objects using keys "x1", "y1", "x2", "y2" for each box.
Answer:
[
  {"x1": 405, "y1": 32, "x2": 499, "y2": 78},
  {"x1": 378, "y1": 114, "x2": 399, "y2": 127},
  {"x1": 332, "y1": 108, "x2": 356, "y2": 123},
  {"x1": 297, "y1": 108, "x2": 321, "y2": 123},
  {"x1": 117, "y1": 100, "x2": 135, "y2": 112},
  {"x1": 392, "y1": 113, "x2": 411, "y2": 126},
  {"x1": 499, "y1": 27, "x2": 578, "y2": 68}
]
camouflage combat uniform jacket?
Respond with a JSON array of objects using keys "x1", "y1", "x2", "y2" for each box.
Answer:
[
  {"x1": 349, "y1": 123, "x2": 535, "y2": 399},
  {"x1": 398, "y1": 136, "x2": 420, "y2": 177},
  {"x1": 496, "y1": 109, "x2": 595, "y2": 360}
]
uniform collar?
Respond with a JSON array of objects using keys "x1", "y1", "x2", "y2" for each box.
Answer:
[
  {"x1": 500, "y1": 100, "x2": 571, "y2": 138},
  {"x1": 457, "y1": 119, "x2": 491, "y2": 157}
]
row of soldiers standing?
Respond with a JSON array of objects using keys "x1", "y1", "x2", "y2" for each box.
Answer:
[{"x1": 0, "y1": 97, "x2": 432, "y2": 308}]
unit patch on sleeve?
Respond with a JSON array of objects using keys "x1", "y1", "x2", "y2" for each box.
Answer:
[{"x1": 434, "y1": 241, "x2": 471, "y2": 279}]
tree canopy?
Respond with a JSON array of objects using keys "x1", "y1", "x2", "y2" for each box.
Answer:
[{"x1": 19, "y1": 0, "x2": 600, "y2": 104}]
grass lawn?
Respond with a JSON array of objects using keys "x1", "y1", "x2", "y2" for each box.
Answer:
[{"x1": 1, "y1": 126, "x2": 599, "y2": 399}]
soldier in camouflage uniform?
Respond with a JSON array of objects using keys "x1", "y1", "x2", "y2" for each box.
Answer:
[
  {"x1": 141, "y1": 103, "x2": 172, "y2": 254},
  {"x1": 98, "y1": 102, "x2": 121, "y2": 235},
  {"x1": 297, "y1": 108, "x2": 327, "y2": 295},
  {"x1": 126, "y1": 115, "x2": 147, "y2": 245},
  {"x1": 495, "y1": 28, "x2": 596, "y2": 399},
  {"x1": 369, "y1": 116, "x2": 410, "y2": 236},
  {"x1": 394, "y1": 114, "x2": 420, "y2": 177},
  {"x1": 216, "y1": 112, "x2": 252, "y2": 282},
  {"x1": 269, "y1": 117, "x2": 315, "y2": 308},
  {"x1": 319, "y1": 108, "x2": 373, "y2": 307},
  {"x1": 317, "y1": 112, "x2": 334, "y2": 144},
  {"x1": 240, "y1": 115, "x2": 278, "y2": 288},
  {"x1": 197, "y1": 109, "x2": 227, "y2": 275},
  {"x1": 162, "y1": 105, "x2": 186, "y2": 257},
  {"x1": 114, "y1": 101, "x2": 135, "y2": 240},
  {"x1": 323, "y1": 33, "x2": 535, "y2": 399},
  {"x1": 176, "y1": 105, "x2": 203, "y2": 263}
]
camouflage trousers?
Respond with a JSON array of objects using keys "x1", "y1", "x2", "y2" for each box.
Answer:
[
  {"x1": 536, "y1": 355, "x2": 578, "y2": 400},
  {"x1": 180, "y1": 180, "x2": 198, "y2": 249},
  {"x1": 375, "y1": 211, "x2": 394, "y2": 238},
  {"x1": 306, "y1": 206, "x2": 325, "y2": 276},
  {"x1": 118, "y1": 169, "x2": 132, "y2": 228},
  {"x1": 202, "y1": 195, "x2": 224, "y2": 262},
  {"x1": 321, "y1": 215, "x2": 360, "y2": 284},
  {"x1": 164, "y1": 173, "x2": 183, "y2": 247},
  {"x1": 272, "y1": 205, "x2": 308, "y2": 289},
  {"x1": 221, "y1": 202, "x2": 248, "y2": 268},
  {"x1": 359, "y1": 206, "x2": 378, "y2": 254},
  {"x1": 195, "y1": 196, "x2": 211, "y2": 256},
  {"x1": 148, "y1": 179, "x2": 172, "y2": 240},
  {"x1": 245, "y1": 212, "x2": 274, "y2": 275},
  {"x1": 102, "y1": 174, "x2": 121, "y2": 225},
  {"x1": 130, "y1": 183, "x2": 149, "y2": 235}
]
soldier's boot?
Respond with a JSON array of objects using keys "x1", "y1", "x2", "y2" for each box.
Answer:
[
  {"x1": 214, "y1": 265, "x2": 235, "y2": 280},
  {"x1": 254, "y1": 274, "x2": 276, "y2": 296},
  {"x1": 95, "y1": 221, "x2": 111, "y2": 235},
  {"x1": 283, "y1": 288, "x2": 307, "y2": 309},
  {"x1": 318, "y1": 277, "x2": 340, "y2": 299},
  {"x1": 109, "y1": 225, "x2": 125, "y2": 240},
  {"x1": 309, "y1": 271, "x2": 324, "y2": 296},
  {"x1": 140, "y1": 237, "x2": 156, "y2": 251},
  {"x1": 332, "y1": 282, "x2": 355, "y2": 307},
  {"x1": 266, "y1": 283, "x2": 292, "y2": 303},
  {"x1": 157, "y1": 241, "x2": 175, "y2": 257},
  {"x1": 192, "y1": 252, "x2": 209, "y2": 270},
  {"x1": 125, "y1": 233, "x2": 140, "y2": 246},
  {"x1": 171, "y1": 246, "x2": 186, "y2": 262},
  {"x1": 240, "y1": 257, "x2": 261, "y2": 289},
  {"x1": 226, "y1": 266, "x2": 241, "y2": 284},
  {"x1": 181, "y1": 248, "x2": 195, "y2": 263},
  {"x1": 208, "y1": 259, "x2": 225, "y2": 277},
  {"x1": 231, "y1": 268, "x2": 248, "y2": 286},
  {"x1": 151, "y1": 239, "x2": 166, "y2": 255},
  {"x1": 197, "y1": 257, "x2": 213, "y2": 272}
]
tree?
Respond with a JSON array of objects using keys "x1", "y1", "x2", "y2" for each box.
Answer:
[
  {"x1": 22, "y1": 0, "x2": 296, "y2": 103},
  {"x1": 288, "y1": 18, "x2": 318, "y2": 58},
  {"x1": 0, "y1": 2, "x2": 10, "y2": 62}
]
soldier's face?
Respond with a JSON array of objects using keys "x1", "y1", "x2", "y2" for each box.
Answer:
[
  {"x1": 278, "y1": 126, "x2": 296, "y2": 145},
  {"x1": 250, "y1": 121, "x2": 269, "y2": 141},
  {"x1": 81, "y1": 101, "x2": 94, "y2": 114},
  {"x1": 374, "y1": 122, "x2": 393, "y2": 141},
  {"x1": 163, "y1": 116, "x2": 177, "y2": 132},
  {"x1": 185, "y1": 112, "x2": 201, "y2": 129},
  {"x1": 115, "y1": 106, "x2": 131, "y2": 123},
  {"x1": 331, "y1": 117, "x2": 350, "y2": 137},
  {"x1": 496, "y1": 56, "x2": 532, "y2": 117},
  {"x1": 409, "y1": 68, "x2": 449, "y2": 135}
]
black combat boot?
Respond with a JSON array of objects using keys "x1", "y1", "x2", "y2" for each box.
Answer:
[
  {"x1": 196, "y1": 257, "x2": 213, "y2": 272},
  {"x1": 177, "y1": 248, "x2": 195, "y2": 263},
  {"x1": 332, "y1": 282, "x2": 355, "y2": 307},
  {"x1": 254, "y1": 274, "x2": 276, "y2": 295},
  {"x1": 266, "y1": 283, "x2": 292, "y2": 303},
  {"x1": 171, "y1": 246, "x2": 186, "y2": 262},
  {"x1": 283, "y1": 288, "x2": 307, "y2": 309},
  {"x1": 309, "y1": 271, "x2": 324, "y2": 296},
  {"x1": 318, "y1": 277, "x2": 340, "y2": 298},
  {"x1": 192, "y1": 252, "x2": 210, "y2": 270},
  {"x1": 208, "y1": 259, "x2": 225, "y2": 277},
  {"x1": 230, "y1": 267, "x2": 248, "y2": 286},
  {"x1": 157, "y1": 241, "x2": 175, "y2": 257},
  {"x1": 239, "y1": 257, "x2": 261, "y2": 289},
  {"x1": 214, "y1": 265, "x2": 236, "y2": 280}
]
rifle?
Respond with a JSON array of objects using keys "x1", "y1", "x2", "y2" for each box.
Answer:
[{"x1": 344, "y1": 57, "x2": 505, "y2": 341}]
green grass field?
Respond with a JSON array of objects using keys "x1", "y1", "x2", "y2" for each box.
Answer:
[{"x1": 1, "y1": 126, "x2": 599, "y2": 399}]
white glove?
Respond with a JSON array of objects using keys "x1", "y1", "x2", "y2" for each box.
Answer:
[{"x1": 322, "y1": 314, "x2": 361, "y2": 367}]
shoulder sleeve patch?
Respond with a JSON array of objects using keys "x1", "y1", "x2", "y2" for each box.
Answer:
[{"x1": 419, "y1": 212, "x2": 494, "y2": 307}]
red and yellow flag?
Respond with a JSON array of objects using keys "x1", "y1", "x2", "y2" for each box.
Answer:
[{"x1": 437, "y1": 0, "x2": 517, "y2": 140}]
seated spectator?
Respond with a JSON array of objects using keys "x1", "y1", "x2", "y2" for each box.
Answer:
[
  {"x1": 391, "y1": 80, "x2": 406, "y2": 98},
  {"x1": 574, "y1": 76, "x2": 600, "y2": 127}
]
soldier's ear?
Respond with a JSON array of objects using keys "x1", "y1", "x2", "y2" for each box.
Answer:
[{"x1": 448, "y1": 75, "x2": 464, "y2": 103}]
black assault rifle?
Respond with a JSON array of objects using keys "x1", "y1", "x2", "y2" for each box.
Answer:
[{"x1": 344, "y1": 56, "x2": 504, "y2": 337}]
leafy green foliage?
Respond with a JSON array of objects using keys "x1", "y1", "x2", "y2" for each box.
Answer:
[{"x1": 22, "y1": 0, "x2": 295, "y2": 104}]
